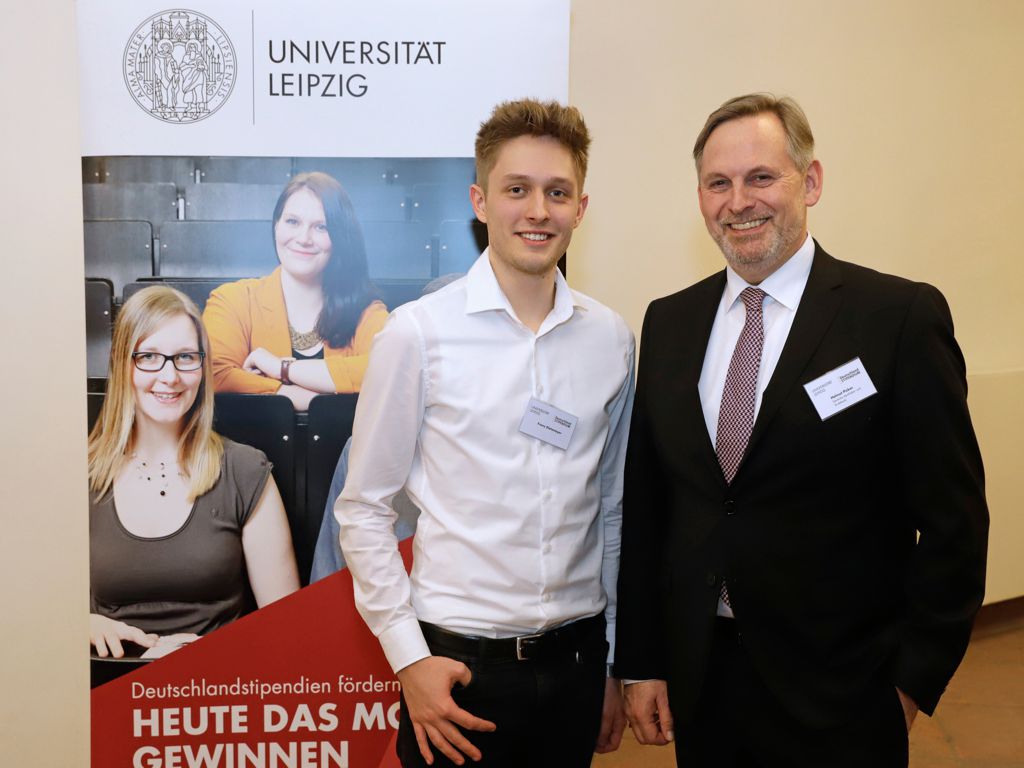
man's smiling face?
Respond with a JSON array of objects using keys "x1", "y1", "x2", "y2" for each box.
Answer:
[
  {"x1": 471, "y1": 134, "x2": 588, "y2": 280},
  {"x1": 697, "y1": 112, "x2": 822, "y2": 282}
]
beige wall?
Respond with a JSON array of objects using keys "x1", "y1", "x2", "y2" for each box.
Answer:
[
  {"x1": 1, "y1": 2, "x2": 89, "y2": 766},
  {"x1": 569, "y1": 0, "x2": 1024, "y2": 602},
  {"x1": 2, "y1": 1, "x2": 1021, "y2": 764}
]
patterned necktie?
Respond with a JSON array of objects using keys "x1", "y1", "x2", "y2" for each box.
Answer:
[
  {"x1": 715, "y1": 287, "x2": 766, "y2": 608},
  {"x1": 716, "y1": 287, "x2": 767, "y2": 484}
]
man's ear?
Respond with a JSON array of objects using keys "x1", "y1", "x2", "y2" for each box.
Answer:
[
  {"x1": 804, "y1": 159, "x2": 823, "y2": 207},
  {"x1": 470, "y1": 183, "x2": 488, "y2": 223},
  {"x1": 573, "y1": 192, "x2": 590, "y2": 228}
]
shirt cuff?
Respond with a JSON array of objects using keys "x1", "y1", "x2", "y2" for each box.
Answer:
[{"x1": 379, "y1": 616, "x2": 432, "y2": 674}]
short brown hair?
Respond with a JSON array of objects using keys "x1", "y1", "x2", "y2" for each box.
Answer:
[
  {"x1": 693, "y1": 93, "x2": 815, "y2": 173},
  {"x1": 475, "y1": 99, "x2": 591, "y2": 189}
]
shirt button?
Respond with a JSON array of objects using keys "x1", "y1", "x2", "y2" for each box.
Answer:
[
  {"x1": 542, "y1": 490, "x2": 553, "y2": 501},
  {"x1": 543, "y1": 543, "x2": 553, "y2": 554},
  {"x1": 537, "y1": 385, "x2": 545, "y2": 395}
]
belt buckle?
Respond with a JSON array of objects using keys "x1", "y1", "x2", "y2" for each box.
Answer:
[{"x1": 515, "y1": 631, "x2": 545, "y2": 661}]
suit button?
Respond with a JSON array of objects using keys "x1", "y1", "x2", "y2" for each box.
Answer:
[
  {"x1": 706, "y1": 571, "x2": 716, "y2": 586},
  {"x1": 724, "y1": 499, "x2": 736, "y2": 515}
]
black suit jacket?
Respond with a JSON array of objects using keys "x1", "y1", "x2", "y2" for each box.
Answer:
[{"x1": 615, "y1": 243, "x2": 988, "y2": 727}]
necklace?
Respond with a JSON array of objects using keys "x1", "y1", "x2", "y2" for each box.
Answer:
[
  {"x1": 132, "y1": 455, "x2": 185, "y2": 498},
  {"x1": 288, "y1": 322, "x2": 323, "y2": 352}
]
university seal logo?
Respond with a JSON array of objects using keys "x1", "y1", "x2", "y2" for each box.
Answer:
[{"x1": 124, "y1": 10, "x2": 236, "y2": 124}]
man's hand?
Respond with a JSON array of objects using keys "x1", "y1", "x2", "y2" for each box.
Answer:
[
  {"x1": 896, "y1": 688, "x2": 918, "y2": 732},
  {"x1": 595, "y1": 677, "x2": 627, "y2": 753},
  {"x1": 624, "y1": 679, "x2": 674, "y2": 745},
  {"x1": 396, "y1": 656, "x2": 497, "y2": 766}
]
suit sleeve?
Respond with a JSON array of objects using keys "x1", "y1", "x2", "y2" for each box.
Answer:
[
  {"x1": 614, "y1": 301, "x2": 673, "y2": 681},
  {"x1": 889, "y1": 283, "x2": 988, "y2": 715}
]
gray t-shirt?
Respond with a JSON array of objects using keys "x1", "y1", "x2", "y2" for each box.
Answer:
[{"x1": 90, "y1": 439, "x2": 271, "y2": 637}]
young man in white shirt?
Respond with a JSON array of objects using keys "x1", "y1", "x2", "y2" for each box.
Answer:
[{"x1": 337, "y1": 99, "x2": 634, "y2": 767}]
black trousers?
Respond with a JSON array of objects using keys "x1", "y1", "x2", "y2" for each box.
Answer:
[
  {"x1": 396, "y1": 615, "x2": 608, "y2": 768},
  {"x1": 674, "y1": 618, "x2": 909, "y2": 768}
]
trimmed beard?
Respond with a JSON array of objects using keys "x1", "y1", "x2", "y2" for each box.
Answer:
[{"x1": 714, "y1": 219, "x2": 802, "y2": 278}]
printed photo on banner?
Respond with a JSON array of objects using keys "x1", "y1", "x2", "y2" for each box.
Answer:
[
  {"x1": 78, "y1": 1, "x2": 568, "y2": 765},
  {"x1": 85, "y1": 154, "x2": 479, "y2": 665},
  {"x1": 82, "y1": 151, "x2": 483, "y2": 768}
]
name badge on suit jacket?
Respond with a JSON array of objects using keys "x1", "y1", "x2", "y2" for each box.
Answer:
[{"x1": 803, "y1": 357, "x2": 877, "y2": 420}]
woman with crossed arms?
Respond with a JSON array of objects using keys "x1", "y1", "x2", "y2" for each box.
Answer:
[{"x1": 203, "y1": 172, "x2": 387, "y2": 411}]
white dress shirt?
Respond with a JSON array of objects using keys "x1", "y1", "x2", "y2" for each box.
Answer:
[
  {"x1": 336, "y1": 250, "x2": 635, "y2": 674},
  {"x1": 698, "y1": 233, "x2": 815, "y2": 618}
]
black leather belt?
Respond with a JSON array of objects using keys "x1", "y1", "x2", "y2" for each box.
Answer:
[{"x1": 420, "y1": 614, "x2": 604, "y2": 663}]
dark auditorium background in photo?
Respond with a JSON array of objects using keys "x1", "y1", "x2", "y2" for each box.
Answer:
[{"x1": 82, "y1": 154, "x2": 484, "y2": 583}]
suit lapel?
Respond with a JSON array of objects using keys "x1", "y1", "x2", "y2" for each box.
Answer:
[
  {"x1": 674, "y1": 272, "x2": 728, "y2": 480},
  {"x1": 747, "y1": 244, "x2": 844, "y2": 454}
]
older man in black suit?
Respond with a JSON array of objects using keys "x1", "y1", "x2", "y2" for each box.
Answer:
[{"x1": 614, "y1": 94, "x2": 988, "y2": 767}]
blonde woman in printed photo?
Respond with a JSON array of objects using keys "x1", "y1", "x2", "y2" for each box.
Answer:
[{"x1": 88, "y1": 286, "x2": 299, "y2": 659}]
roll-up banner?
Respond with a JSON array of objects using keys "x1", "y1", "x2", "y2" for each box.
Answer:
[{"x1": 78, "y1": 2, "x2": 568, "y2": 765}]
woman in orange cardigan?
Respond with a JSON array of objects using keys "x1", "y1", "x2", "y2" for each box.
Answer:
[{"x1": 203, "y1": 172, "x2": 388, "y2": 411}]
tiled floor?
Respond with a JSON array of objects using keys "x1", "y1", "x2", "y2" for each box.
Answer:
[{"x1": 594, "y1": 599, "x2": 1024, "y2": 767}]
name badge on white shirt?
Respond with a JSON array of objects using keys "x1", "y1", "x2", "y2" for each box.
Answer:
[
  {"x1": 802, "y1": 357, "x2": 877, "y2": 420},
  {"x1": 519, "y1": 397, "x2": 578, "y2": 450}
]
